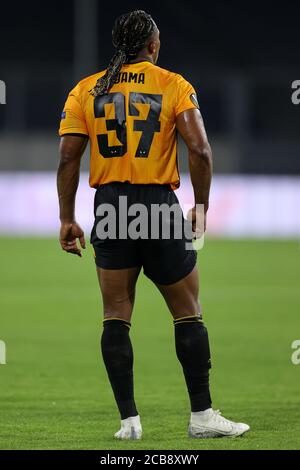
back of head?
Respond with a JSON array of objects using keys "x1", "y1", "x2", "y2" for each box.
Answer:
[{"x1": 90, "y1": 10, "x2": 157, "y2": 98}]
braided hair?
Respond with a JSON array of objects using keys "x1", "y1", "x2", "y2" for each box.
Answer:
[{"x1": 90, "y1": 10, "x2": 156, "y2": 97}]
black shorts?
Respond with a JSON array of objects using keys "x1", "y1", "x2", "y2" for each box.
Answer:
[{"x1": 90, "y1": 182, "x2": 197, "y2": 285}]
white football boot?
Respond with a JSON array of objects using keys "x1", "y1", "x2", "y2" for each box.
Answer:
[
  {"x1": 188, "y1": 408, "x2": 250, "y2": 438},
  {"x1": 114, "y1": 415, "x2": 142, "y2": 440}
]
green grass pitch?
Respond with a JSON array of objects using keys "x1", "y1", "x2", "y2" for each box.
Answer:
[{"x1": 0, "y1": 238, "x2": 300, "y2": 450}]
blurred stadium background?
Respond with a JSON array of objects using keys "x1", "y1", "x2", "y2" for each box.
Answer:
[
  {"x1": 0, "y1": 0, "x2": 300, "y2": 450},
  {"x1": 0, "y1": 0, "x2": 299, "y2": 237}
]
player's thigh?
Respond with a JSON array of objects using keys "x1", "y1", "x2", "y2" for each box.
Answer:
[
  {"x1": 97, "y1": 266, "x2": 141, "y2": 322},
  {"x1": 156, "y1": 266, "x2": 200, "y2": 320}
]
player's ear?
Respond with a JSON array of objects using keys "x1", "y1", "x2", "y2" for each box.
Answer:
[
  {"x1": 148, "y1": 40, "x2": 160, "y2": 63},
  {"x1": 148, "y1": 40, "x2": 156, "y2": 55}
]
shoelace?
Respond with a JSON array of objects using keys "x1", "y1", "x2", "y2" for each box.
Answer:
[
  {"x1": 214, "y1": 410, "x2": 232, "y2": 427},
  {"x1": 191, "y1": 409, "x2": 234, "y2": 429},
  {"x1": 213, "y1": 410, "x2": 223, "y2": 422},
  {"x1": 210, "y1": 410, "x2": 231, "y2": 428}
]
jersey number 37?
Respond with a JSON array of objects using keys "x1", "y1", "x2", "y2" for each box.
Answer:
[{"x1": 94, "y1": 92, "x2": 162, "y2": 158}]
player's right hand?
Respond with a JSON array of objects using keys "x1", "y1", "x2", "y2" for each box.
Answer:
[
  {"x1": 59, "y1": 222, "x2": 86, "y2": 257},
  {"x1": 187, "y1": 206, "x2": 207, "y2": 238}
]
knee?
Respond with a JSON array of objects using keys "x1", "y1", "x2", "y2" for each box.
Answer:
[
  {"x1": 103, "y1": 299, "x2": 132, "y2": 321},
  {"x1": 102, "y1": 291, "x2": 135, "y2": 321},
  {"x1": 172, "y1": 299, "x2": 202, "y2": 320},
  {"x1": 103, "y1": 309, "x2": 132, "y2": 322}
]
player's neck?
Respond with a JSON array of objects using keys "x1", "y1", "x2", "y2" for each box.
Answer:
[{"x1": 127, "y1": 55, "x2": 154, "y2": 65}]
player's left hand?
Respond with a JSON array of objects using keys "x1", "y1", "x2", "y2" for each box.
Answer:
[{"x1": 59, "y1": 221, "x2": 86, "y2": 257}]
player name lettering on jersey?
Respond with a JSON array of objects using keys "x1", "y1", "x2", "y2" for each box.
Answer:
[{"x1": 114, "y1": 72, "x2": 145, "y2": 85}]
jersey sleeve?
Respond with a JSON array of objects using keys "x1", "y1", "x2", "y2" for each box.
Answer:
[
  {"x1": 174, "y1": 74, "x2": 200, "y2": 117},
  {"x1": 59, "y1": 84, "x2": 88, "y2": 136}
]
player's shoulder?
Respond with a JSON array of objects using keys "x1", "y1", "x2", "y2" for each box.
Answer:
[
  {"x1": 71, "y1": 70, "x2": 106, "y2": 96},
  {"x1": 152, "y1": 63, "x2": 177, "y2": 80},
  {"x1": 152, "y1": 64, "x2": 191, "y2": 87}
]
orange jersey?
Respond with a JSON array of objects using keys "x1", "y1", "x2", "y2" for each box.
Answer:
[{"x1": 59, "y1": 60, "x2": 199, "y2": 189}]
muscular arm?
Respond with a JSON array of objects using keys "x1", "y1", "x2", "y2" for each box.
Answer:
[
  {"x1": 57, "y1": 134, "x2": 88, "y2": 256},
  {"x1": 176, "y1": 108, "x2": 212, "y2": 232}
]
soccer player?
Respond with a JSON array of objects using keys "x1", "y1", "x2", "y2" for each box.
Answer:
[{"x1": 57, "y1": 10, "x2": 249, "y2": 439}]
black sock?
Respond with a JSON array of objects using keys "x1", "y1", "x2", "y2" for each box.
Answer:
[
  {"x1": 174, "y1": 316, "x2": 212, "y2": 412},
  {"x1": 101, "y1": 319, "x2": 138, "y2": 420}
]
